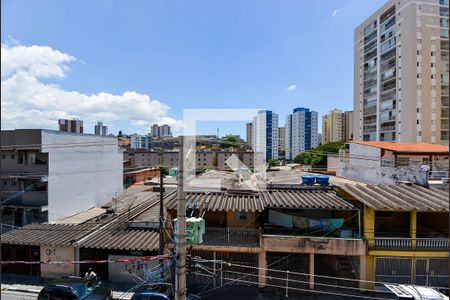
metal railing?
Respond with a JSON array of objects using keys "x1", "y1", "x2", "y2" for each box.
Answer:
[
  {"x1": 202, "y1": 227, "x2": 260, "y2": 247},
  {"x1": 372, "y1": 237, "x2": 449, "y2": 250}
]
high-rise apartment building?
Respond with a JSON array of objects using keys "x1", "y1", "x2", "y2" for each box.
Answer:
[
  {"x1": 285, "y1": 107, "x2": 318, "y2": 160},
  {"x1": 130, "y1": 134, "x2": 152, "y2": 149},
  {"x1": 342, "y1": 111, "x2": 354, "y2": 141},
  {"x1": 252, "y1": 110, "x2": 279, "y2": 160},
  {"x1": 322, "y1": 109, "x2": 343, "y2": 143},
  {"x1": 354, "y1": 0, "x2": 449, "y2": 145},
  {"x1": 58, "y1": 119, "x2": 83, "y2": 134},
  {"x1": 322, "y1": 109, "x2": 354, "y2": 143},
  {"x1": 150, "y1": 124, "x2": 172, "y2": 138},
  {"x1": 94, "y1": 121, "x2": 108, "y2": 136},
  {"x1": 278, "y1": 127, "x2": 286, "y2": 158},
  {"x1": 246, "y1": 123, "x2": 253, "y2": 145}
]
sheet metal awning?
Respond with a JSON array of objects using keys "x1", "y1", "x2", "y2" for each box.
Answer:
[{"x1": 340, "y1": 183, "x2": 449, "y2": 212}]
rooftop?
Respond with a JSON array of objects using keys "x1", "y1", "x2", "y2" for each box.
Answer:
[
  {"x1": 351, "y1": 141, "x2": 449, "y2": 154},
  {"x1": 340, "y1": 183, "x2": 449, "y2": 212}
]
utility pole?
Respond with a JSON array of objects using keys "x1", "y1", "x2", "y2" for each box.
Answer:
[
  {"x1": 159, "y1": 166, "x2": 164, "y2": 255},
  {"x1": 175, "y1": 136, "x2": 187, "y2": 300}
]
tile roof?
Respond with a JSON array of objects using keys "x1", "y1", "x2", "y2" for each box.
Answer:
[
  {"x1": 340, "y1": 183, "x2": 449, "y2": 211},
  {"x1": 1, "y1": 223, "x2": 97, "y2": 246},
  {"x1": 165, "y1": 189, "x2": 355, "y2": 212},
  {"x1": 351, "y1": 141, "x2": 449, "y2": 154}
]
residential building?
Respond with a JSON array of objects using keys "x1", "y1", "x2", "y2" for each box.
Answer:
[
  {"x1": 278, "y1": 127, "x2": 285, "y2": 158},
  {"x1": 285, "y1": 107, "x2": 318, "y2": 160},
  {"x1": 150, "y1": 124, "x2": 159, "y2": 137},
  {"x1": 322, "y1": 109, "x2": 343, "y2": 143},
  {"x1": 130, "y1": 134, "x2": 152, "y2": 149},
  {"x1": 339, "y1": 141, "x2": 449, "y2": 185},
  {"x1": 322, "y1": 109, "x2": 354, "y2": 143},
  {"x1": 318, "y1": 133, "x2": 322, "y2": 145},
  {"x1": 354, "y1": 0, "x2": 449, "y2": 145},
  {"x1": 123, "y1": 167, "x2": 160, "y2": 187},
  {"x1": 160, "y1": 124, "x2": 172, "y2": 138},
  {"x1": 58, "y1": 119, "x2": 83, "y2": 133},
  {"x1": 342, "y1": 111, "x2": 354, "y2": 141},
  {"x1": 2, "y1": 172, "x2": 448, "y2": 290},
  {"x1": 0, "y1": 129, "x2": 123, "y2": 229},
  {"x1": 252, "y1": 110, "x2": 279, "y2": 160},
  {"x1": 150, "y1": 124, "x2": 172, "y2": 138},
  {"x1": 246, "y1": 122, "x2": 253, "y2": 145},
  {"x1": 126, "y1": 149, "x2": 262, "y2": 171},
  {"x1": 94, "y1": 121, "x2": 108, "y2": 136}
]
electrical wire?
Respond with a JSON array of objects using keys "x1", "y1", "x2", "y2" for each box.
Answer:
[{"x1": 190, "y1": 272, "x2": 394, "y2": 300}]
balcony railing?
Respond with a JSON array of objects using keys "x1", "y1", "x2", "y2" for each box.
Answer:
[
  {"x1": 372, "y1": 237, "x2": 449, "y2": 250},
  {"x1": 201, "y1": 227, "x2": 260, "y2": 247},
  {"x1": 1, "y1": 191, "x2": 48, "y2": 205}
]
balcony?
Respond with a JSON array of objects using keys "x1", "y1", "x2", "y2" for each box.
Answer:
[
  {"x1": 262, "y1": 234, "x2": 366, "y2": 256},
  {"x1": 200, "y1": 227, "x2": 260, "y2": 247},
  {"x1": 380, "y1": 125, "x2": 396, "y2": 132},
  {"x1": 371, "y1": 237, "x2": 449, "y2": 250},
  {"x1": 363, "y1": 106, "x2": 377, "y2": 116}
]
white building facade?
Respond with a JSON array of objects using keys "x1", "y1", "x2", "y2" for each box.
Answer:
[
  {"x1": 285, "y1": 107, "x2": 318, "y2": 160},
  {"x1": 252, "y1": 110, "x2": 279, "y2": 160}
]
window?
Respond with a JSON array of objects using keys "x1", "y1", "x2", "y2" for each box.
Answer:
[
  {"x1": 1, "y1": 154, "x2": 5, "y2": 159},
  {"x1": 10, "y1": 154, "x2": 15, "y2": 159},
  {"x1": 18, "y1": 152, "x2": 24, "y2": 164},
  {"x1": 236, "y1": 212, "x2": 249, "y2": 221}
]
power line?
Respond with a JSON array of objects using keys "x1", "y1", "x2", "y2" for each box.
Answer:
[{"x1": 190, "y1": 272, "x2": 394, "y2": 300}]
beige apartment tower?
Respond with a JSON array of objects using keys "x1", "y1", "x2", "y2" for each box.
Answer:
[
  {"x1": 322, "y1": 109, "x2": 354, "y2": 143},
  {"x1": 354, "y1": 0, "x2": 449, "y2": 145}
]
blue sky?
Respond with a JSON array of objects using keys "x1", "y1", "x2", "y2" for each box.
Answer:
[{"x1": 1, "y1": 0, "x2": 386, "y2": 136}]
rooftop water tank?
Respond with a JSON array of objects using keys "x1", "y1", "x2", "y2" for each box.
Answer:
[
  {"x1": 301, "y1": 175, "x2": 315, "y2": 185},
  {"x1": 316, "y1": 175, "x2": 330, "y2": 186}
]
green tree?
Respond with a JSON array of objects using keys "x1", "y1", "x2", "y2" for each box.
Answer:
[
  {"x1": 268, "y1": 159, "x2": 279, "y2": 168},
  {"x1": 293, "y1": 141, "x2": 344, "y2": 167}
]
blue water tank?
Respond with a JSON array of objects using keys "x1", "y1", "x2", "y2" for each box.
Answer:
[
  {"x1": 301, "y1": 175, "x2": 315, "y2": 185},
  {"x1": 316, "y1": 175, "x2": 330, "y2": 186}
]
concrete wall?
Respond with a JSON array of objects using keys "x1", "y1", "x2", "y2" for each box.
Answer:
[
  {"x1": 339, "y1": 143, "x2": 428, "y2": 185},
  {"x1": 42, "y1": 130, "x2": 123, "y2": 222},
  {"x1": 261, "y1": 235, "x2": 366, "y2": 256},
  {"x1": 40, "y1": 246, "x2": 75, "y2": 278}
]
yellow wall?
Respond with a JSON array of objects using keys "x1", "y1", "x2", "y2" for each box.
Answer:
[{"x1": 364, "y1": 207, "x2": 375, "y2": 247}]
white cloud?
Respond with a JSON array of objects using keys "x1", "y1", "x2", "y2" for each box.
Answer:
[
  {"x1": 1, "y1": 43, "x2": 182, "y2": 133},
  {"x1": 332, "y1": 8, "x2": 340, "y2": 17},
  {"x1": 285, "y1": 84, "x2": 297, "y2": 92}
]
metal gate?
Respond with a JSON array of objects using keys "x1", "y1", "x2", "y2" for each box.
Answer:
[
  {"x1": 415, "y1": 258, "x2": 448, "y2": 287},
  {"x1": 375, "y1": 257, "x2": 412, "y2": 285}
]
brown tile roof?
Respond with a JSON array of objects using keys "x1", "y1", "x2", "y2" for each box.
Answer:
[{"x1": 352, "y1": 141, "x2": 449, "y2": 154}]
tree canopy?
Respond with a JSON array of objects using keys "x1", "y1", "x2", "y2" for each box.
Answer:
[{"x1": 293, "y1": 141, "x2": 344, "y2": 167}]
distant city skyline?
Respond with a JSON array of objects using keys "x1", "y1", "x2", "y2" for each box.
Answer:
[{"x1": 2, "y1": 0, "x2": 387, "y2": 136}]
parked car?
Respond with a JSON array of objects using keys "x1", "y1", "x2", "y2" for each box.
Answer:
[
  {"x1": 37, "y1": 277, "x2": 112, "y2": 300},
  {"x1": 131, "y1": 291, "x2": 171, "y2": 300}
]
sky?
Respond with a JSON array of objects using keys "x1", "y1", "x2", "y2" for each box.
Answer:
[{"x1": 1, "y1": 0, "x2": 387, "y2": 137}]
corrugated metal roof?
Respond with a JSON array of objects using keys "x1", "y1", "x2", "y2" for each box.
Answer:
[
  {"x1": 166, "y1": 190, "x2": 355, "y2": 212},
  {"x1": 166, "y1": 192, "x2": 264, "y2": 212},
  {"x1": 54, "y1": 207, "x2": 106, "y2": 224},
  {"x1": 1, "y1": 223, "x2": 96, "y2": 246},
  {"x1": 261, "y1": 190, "x2": 355, "y2": 210},
  {"x1": 77, "y1": 194, "x2": 161, "y2": 251},
  {"x1": 340, "y1": 183, "x2": 449, "y2": 211}
]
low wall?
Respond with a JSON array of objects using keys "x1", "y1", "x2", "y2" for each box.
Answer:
[
  {"x1": 261, "y1": 235, "x2": 366, "y2": 256},
  {"x1": 339, "y1": 163, "x2": 428, "y2": 186}
]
